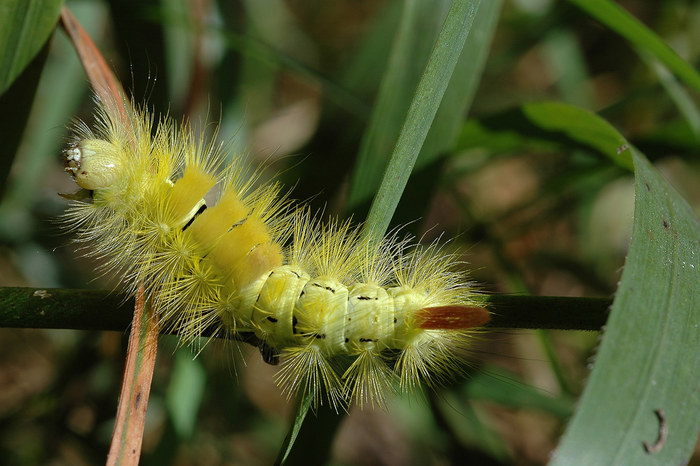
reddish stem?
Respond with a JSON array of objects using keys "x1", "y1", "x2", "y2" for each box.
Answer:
[
  {"x1": 60, "y1": 7, "x2": 160, "y2": 464},
  {"x1": 106, "y1": 285, "x2": 159, "y2": 466}
]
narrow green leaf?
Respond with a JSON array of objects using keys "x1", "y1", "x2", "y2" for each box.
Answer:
[
  {"x1": 276, "y1": 402, "x2": 343, "y2": 465},
  {"x1": 348, "y1": 0, "x2": 500, "y2": 216},
  {"x1": 0, "y1": 2, "x2": 92, "y2": 235},
  {"x1": 0, "y1": 0, "x2": 63, "y2": 95},
  {"x1": 455, "y1": 118, "x2": 560, "y2": 154},
  {"x1": 463, "y1": 368, "x2": 575, "y2": 419},
  {"x1": 648, "y1": 58, "x2": 700, "y2": 141},
  {"x1": 437, "y1": 393, "x2": 511, "y2": 461},
  {"x1": 363, "y1": 0, "x2": 481, "y2": 239},
  {"x1": 568, "y1": 0, "x2": 700, "y2": 94},
  {"x1": 520, "y1": 101, "x2": 633, "y2": 171},
  {"x1": 416, "y1": 0, "x2": 500, "y2": 171},
  {"x1": 276, "y1": 394, "x2": 313, "y2": 465},
  {"x1": 346, "y1": 0, "x2": 450, "y2": 213},
  {"x1": 552, "y1": 149, "x2": 700, "y2": 464},
  {"x1": 455, "y1": 102, "x2": 635, "y2": 171},
  {"x1": 0, "y1": 40, "x2": 49, "y2": 198},
  {"x1": 541, "y1": 28, "x2": 593, "y2": 107}
]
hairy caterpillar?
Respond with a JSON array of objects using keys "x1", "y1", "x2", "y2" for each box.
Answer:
[{"x1": 61, "y1": 98, "x2": 490, "y2": 410}]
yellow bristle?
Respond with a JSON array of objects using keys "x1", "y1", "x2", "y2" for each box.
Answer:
[
  {"x1": 210, "y1": 217, "x2": 272, "y2": 272},
  {"x1": 342, "y1": 349, "x2": 396, "y2": 408},
  {"x1": 186, "y1": 190, "x2": 249, "y2": 250},
  {"x1": 232, "y1": 241, "x2": 283, "y2": 288},
  {"x1": 276, "y1": 345, "x2": 343, "y2": 411},
  {"x1": 166, "y1": 166, "x2": 217, "y2": 226}
]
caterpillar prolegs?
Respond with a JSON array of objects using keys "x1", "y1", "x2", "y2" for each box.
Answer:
[{"x1": 62, "y1": 99, "x2": 490, "y2": 409}]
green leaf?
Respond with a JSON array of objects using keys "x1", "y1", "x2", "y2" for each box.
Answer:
[
  {"x1": 552, "y1": 148, "x2": 700, "y2": 464},
  {"x1": 348, "y1": 0, "x2": 499, "y2": 217},
  {"x1": 0, "y1": 40, "x2": 49, "y2": 198},
  {"x1": 276, "y1": 398, "x2": 341, "y2": 465},
  {"x1": 0, "y1": 2, "x2": 91, "y2": 237},
  {"x1": 541, "y1": 28, "x2": 593, "y2": 107},
  {"x1": 463, "y1": 367, "x2": 575, "y2": 420},
  {"x1": 345, "y1": 0, "x2": 450, "y2": 214},
  {"x1": 567, "y1": 0, "x2": 700, "y2": 95},
  {"x1": 456, "y1": 101, "x2": 634, "y2": 171},
  {"x1": 166, "y1": 348, "x2": 207, "y2": 439},
  {"x1": 416, "y1": 0, "x2": 500, "y2": 171},
  {"x1": 0, "y1": 0, "x2": 63, "y2": 95},
  {"x1": 276, "y1": 394, "x2": 312, "y2": 465},
  {"x1": 362, "y1": 0, "x2": 482, "y2": 239},
  {"x1": 647, "y1": 57, "x2": 700, "y2": 141},
  {"x1": 520, "y1": 101, "x2": 633, "y2": 171}
]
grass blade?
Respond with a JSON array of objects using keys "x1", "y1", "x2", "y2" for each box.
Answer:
[
  {"x1": 648, "y1": 58, "x2": 700, "y2": 141},
  {"x1": 349, "y1": 0, "x2": 500, "y2": 219},
  {"x1": 345, "y1": 0, "x2": 450, "y2": 213},
  {"x1": 568, "y1": 0, "x2": 700, "y2": 94},
  {"x1": 552, "y1": 147, "x2": 700, "y2": 463},
  {"x1": 416, "y1": 0, "x2": 500, "y2": 172},
  {"x1": 363, "y1": 0, "x2": 481, "y2": 239},
  {"x1": 0, "y1": 0, "x2": 62, "y2": 95},
  {"x1": 275, "y1": 395, "x2": 313, "y2": 465},
  {"x1": 456, "y1": 101, "x2": 635, "y2": 171}
]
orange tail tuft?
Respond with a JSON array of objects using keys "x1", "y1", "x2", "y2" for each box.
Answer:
[{"x1": 415, "y1": 305, "x2": 490, "y2": 330}]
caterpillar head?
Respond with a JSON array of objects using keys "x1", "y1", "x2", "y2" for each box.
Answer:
[{"x1": 64, "y1": 139, "x2": 123, "y2": 190}]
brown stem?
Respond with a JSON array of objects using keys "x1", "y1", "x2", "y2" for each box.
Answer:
[
  {"x1": 60, "y1": 7, "x2": 159, "y2": 465},
  {"x1": 59, "y1": 7, "x2": 127, "y2": 123},
  {"x1": 106, "y1": 285, "x2": 160, "y2": 466}
]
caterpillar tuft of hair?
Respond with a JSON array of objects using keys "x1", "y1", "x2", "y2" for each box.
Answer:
[{"x1": 61, "y1": 97, "x2": 490, "y2": 410}]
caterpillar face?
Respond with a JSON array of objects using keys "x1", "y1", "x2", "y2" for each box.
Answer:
[
  {"x1": 62, "y1": 100, "x2": 489, "y2": 409},
  {"x1": 64, "y1": 139, "x2": 123, "y2": 190}
]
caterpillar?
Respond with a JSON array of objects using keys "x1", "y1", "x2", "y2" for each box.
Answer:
[{"x1": 61, "y1": 97, "x2": 490, "y2": 410}]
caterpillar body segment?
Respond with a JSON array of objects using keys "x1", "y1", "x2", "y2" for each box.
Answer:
[{"x1": 61, "y1": 100, "x2": 490, "y2": 409}]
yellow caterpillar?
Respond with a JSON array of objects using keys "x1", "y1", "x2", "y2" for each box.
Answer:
[{"x1": 61, "y1": 98, "x2": 490, "y2": 410}]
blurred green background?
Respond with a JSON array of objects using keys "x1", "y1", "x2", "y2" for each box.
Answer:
[{"x1": 1, "y1": 0, "x2": 700, "y2": 464}]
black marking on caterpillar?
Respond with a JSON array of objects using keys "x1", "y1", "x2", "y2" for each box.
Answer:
[
  {"x1": 311, "y1": 282, "x2": 336, "y2": 294},
  {"x1": 60, "y1": 100, "x2": 490, "y2": 410},
  {"x1": 182, "y1": 204, "x2": 207, "y2": 231},
  {"x1": 228, "y1": 218, "x2": 247, "y2": 232}
]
